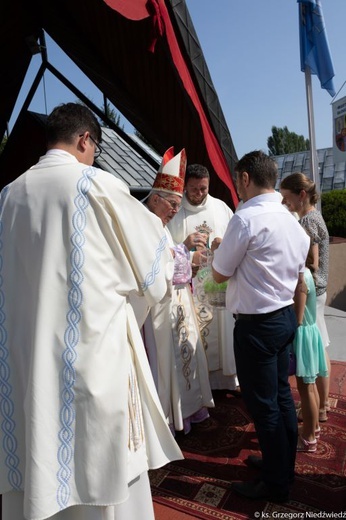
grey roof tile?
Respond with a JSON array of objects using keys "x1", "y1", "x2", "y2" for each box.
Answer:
[{"x1": 95, "y1": 127, "x2": 159, "y2": 192}]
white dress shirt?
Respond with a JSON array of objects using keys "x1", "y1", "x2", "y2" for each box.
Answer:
[{"x1": 213, "y1": 192, "x2": 310, "y2": 315}]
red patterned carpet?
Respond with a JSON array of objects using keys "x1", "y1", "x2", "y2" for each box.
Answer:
[{"x1": 151, "y1": 361, "x2": 346, "y2": 519}]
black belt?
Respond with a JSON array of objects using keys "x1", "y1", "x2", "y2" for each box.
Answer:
[{"x1": 233, "y1": 305, "x2": 292, "y2": 322}]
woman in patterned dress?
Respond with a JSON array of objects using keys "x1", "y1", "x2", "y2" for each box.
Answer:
[{"x1": 281, "y1": 173, "x2": 331, "y2": 423}]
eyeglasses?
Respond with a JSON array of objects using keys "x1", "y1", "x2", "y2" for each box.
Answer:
[
  {"x1": 89, "y1": 135, "x2": 103, "y2": 159},
  {"x1": 156, "y1": 193, "x2": 181, "y2": 211},
  {"x1": 79, "y1": 133, "x2": 103, "y2": 159}
]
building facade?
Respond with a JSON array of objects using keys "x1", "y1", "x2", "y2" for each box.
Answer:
[{"x1": 274, "y1": 148, "x2": 346, "y2": 193}]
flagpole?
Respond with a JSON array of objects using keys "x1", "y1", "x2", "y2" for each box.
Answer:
[
  {"x1": 299, "y1": 0, "x2": 336, "y2": 212},
  {"x1": 304, "y1": 65, "x2": 321, "y2": 211}
]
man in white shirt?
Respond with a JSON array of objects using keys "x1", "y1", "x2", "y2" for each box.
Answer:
[
  {"x1": 212, "y1": 150, "x2": 309, "y2": 503},
  {"x1": 167, "y1": 164, "x2": 237, "y2": 391}
]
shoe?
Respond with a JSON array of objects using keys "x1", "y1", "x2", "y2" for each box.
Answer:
[
  {"x1": 297, "y1": 435, "x2": 317, "y2": 452},
  {"x1": 296, "y1": 399, "x2": 329, "y2": 413},
  {"x1": 298, "y1": 425, "x2": 321, "y2": 439},
  {"x1": 246, "y1": 456, "x2": 295, "y2": 485},
  {"x1": 246, "y1": 455, "x2": 263, "y2": 470},
  {"x1": 319, "y1": 409, "x2": 328, "y2": 422},
  {"x1": 232, "y1": 479, "x2": 289, "y2": 503},
  {"x1": 226, "y1": 388, "x2": 242, "y2": 398},
  {"x1": 298, "y1": 407, "x2": 326, "y2": 424}
]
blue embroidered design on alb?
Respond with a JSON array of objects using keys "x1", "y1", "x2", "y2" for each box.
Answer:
[
  {"x1": 0, "y1": 184, "x2": 23, "y2": 489},
  {"x1": 56, "y1": 167, "x2": 95, "y2": 509},
  {"x1": 141, "y1": 234, "x2": 167, "y2": 291}
]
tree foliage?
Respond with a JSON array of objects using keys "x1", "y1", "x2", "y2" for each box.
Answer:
[
  {"x1": 76, "y1": 98, "x2": 124, "y2": 130},
  {"x1": 267, "y1": 126, "x2": 310, "y2": 156},
  {"x1": 0, "y1": 136, "x2": 7, "y2": 155},
  {"x1": 321, "y1": 189, "x2": 346, "y2": 238},
  {"x1": 101, "y1": 101, "x2": 124, "y2": 130}
]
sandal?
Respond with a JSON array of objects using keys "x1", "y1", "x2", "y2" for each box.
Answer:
[
  {"x1": 319, "y1": 409, "x2": 328, "y2": 422},
  {"x1": 297, "y1": 407, "x2": 326, "y2": 423},
  {"x1": 297, "y1": 408, "x2": 303, "y2": 422},
  {"x1": 299, "y1": 425, "x2": 320, "y2": 439},
  {"x1": 297, "y1": 435, "x2": 317, "y2": 453}
]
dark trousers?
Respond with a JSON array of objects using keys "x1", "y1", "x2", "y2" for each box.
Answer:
[{"x1": 234, "y1": 305, "x2": 298, "y2": 494}]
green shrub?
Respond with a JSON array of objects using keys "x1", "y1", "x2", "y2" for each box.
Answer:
[{"x1": 321, "y1": 189, "x2": 346, "y2": 238}]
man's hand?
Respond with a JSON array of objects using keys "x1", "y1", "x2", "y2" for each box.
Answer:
[
  {"x1": 192, "y1": 249, "x2": 208, "y2": 267},
  {"x1": 184, "y1": 232, "x2": 207, "y2": 251},
  {"x1": 212, "y1": 266, "x2": 229, "y2": 284},
  {"x1": 210, "y1": 237, "x2": 222, "y2": 251},
  {"x1": 191, "y1": 249, "x2": 209, "y2": 278}
]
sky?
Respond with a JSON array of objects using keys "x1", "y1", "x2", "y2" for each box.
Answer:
[{"x1": 9, "y1": 0, "x2": 346, "y2": 160}]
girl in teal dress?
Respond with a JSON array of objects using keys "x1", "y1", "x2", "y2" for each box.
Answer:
[{"x1": 294, "y1": 264, "x2": 328, "y2": 452}]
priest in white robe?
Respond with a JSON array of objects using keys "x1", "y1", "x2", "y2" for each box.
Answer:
[
  {"x1": 167, "y1": 164, "x2": 238, "y2": 391},
  {"x1": 0, "y1": 103, "x2": 183, "y2": 520},
  {"x1": 141, "y1": 148, "x2": 214, "y2": 435}
]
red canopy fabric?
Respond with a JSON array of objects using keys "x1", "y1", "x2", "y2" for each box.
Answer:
[
  {"x1": 103, "y1": 0, "x2": 150, "y2": 20},
  {"x1": 104, "y1": 0, "x2": 238, "y2": 204},
  {"x1": 155, "y1": 0, "x2": 237, "y2": 201}
]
